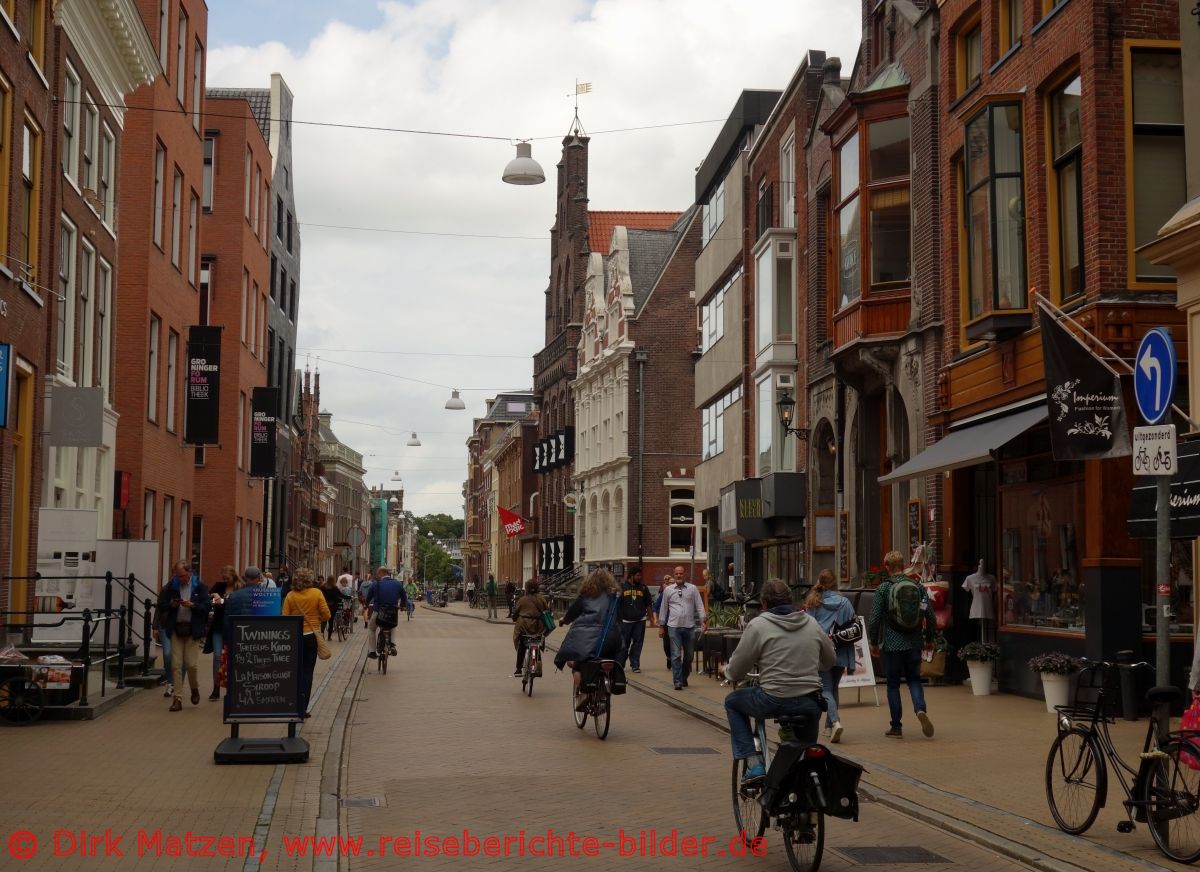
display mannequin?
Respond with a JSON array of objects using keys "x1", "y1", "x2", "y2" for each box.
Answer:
[{"x1": 962, "y1": 559, "x2": 996, "y2": 642}]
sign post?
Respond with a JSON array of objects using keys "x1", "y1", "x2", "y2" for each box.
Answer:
[{"x1": 1134, "y1": 328, "x2": 1176, "y2": 738}]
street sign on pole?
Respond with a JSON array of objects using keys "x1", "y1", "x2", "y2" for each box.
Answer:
[
  {"x1": 1132, "y1": 425, "x2": 1177, "y2": 476},
  {"x1": 1134, "y1": 328, "x2": 1177, "y2": 426},
  {"x1": 346, "y1": 525, "x2": 367, "y2": 548}
]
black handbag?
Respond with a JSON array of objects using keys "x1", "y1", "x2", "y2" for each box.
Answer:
[{"x1": 831, "y1": 616, "x2": 863, "y2": 647}]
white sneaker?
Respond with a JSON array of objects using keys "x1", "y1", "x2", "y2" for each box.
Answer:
[
  {"x1": 163, "y1": 683, "x2": 174, "y2": 698},
  {"x1": 830, "y1": 721, "x2": 844, "y2": 744}
]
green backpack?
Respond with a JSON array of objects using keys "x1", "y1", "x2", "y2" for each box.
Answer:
[{"x1": 887, "y1": 576, "x2": 924, "y2": 633}]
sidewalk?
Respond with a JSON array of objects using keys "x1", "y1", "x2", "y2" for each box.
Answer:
[{"x1": 434, "y1": 600, "x2": 1185, "y2": 872}]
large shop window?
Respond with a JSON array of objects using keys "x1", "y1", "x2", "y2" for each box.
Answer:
[
  {"x1": 964, "y1": 104, "x2": 1027, "y2": 322},
  {"x1": 835, "y1": 133, "x2": 860, "y2": 309},
  {"x1": 1140, "y1": 541, "x2": 1194, "y2": 636},
  {"x1": 1130, "y1": 49, "x2": 1184, "y2": 282},
  {"x1": 999, "y1": 474, "x2": 1084, "y2": 633},
  {"x1": 1051, "y1": 76, "x2": 1083, "y2": 299}
]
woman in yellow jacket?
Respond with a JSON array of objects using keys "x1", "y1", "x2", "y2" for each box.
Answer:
[{"x1": 283, "y1": 567, "x2": 330, "y2": 718}]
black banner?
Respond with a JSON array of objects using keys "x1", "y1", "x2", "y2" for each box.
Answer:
[
  {"x1": 224, "y1": 614, "x2": 302, "y2": 721},
  {"x1": 184, "y1": 326, "x2": 221, "y2": 445},
  {"x1": 1040, "y1": 310, "x2": 1130, "y2": 461},
  {"x1": 1128, "y1": 438, "x2": 1200, "y2": 539},
  {"x1": 250, "y1": 387, "x2": 279, "y2": 478}
]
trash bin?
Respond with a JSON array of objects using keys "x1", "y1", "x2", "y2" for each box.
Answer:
[{"x1": 1116, "y1": 649, "x2": 1138, "y2": 721}]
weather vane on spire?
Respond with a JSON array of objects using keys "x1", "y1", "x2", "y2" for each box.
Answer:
[{"x1": 567, "y1": 80, "x2": 591, "y2": 137}]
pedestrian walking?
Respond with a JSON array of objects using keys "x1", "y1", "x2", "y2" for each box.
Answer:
[
  {"x1": 805, "y1": 569, "x2": 856, "y2": 743},
  {"x1": 657, "y1": 565, "x2": 707, "y2": 691},
  {"x1": 405, "y1": 579, "x2": 418, "y2": 620},
  {"x1": 485, "y1": 575, "x2": 499, "y2": 619},
  {"x1": 466, "y1": 576, "x2": 478, "y2": 607},
  {"x1": 205, "y1": 565, "x2": 240, "y2": 700},
  {"x1": 868, "y1": 550, "x2": 937, "y2": 739},
  {"x1": 157, "y1": 560, "x2": 210, "y2": 711},
  {"x1": 617, "y1": 568, "x2": 652, "y2": 673},
  {"x1": 320, "y1": 576, "x2": 341, "y2": 640},
  {"x1": 282, "y1": 567, "x2": 330, "y2": 718},
  {"x1": 505, "y1": 580, "x2": 518, "y2": 618}
]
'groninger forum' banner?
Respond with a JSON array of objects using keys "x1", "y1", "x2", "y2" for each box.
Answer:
[
  {"x1": 185, "y1": 326, "x2": 221, "y2": 445},
  {"x1": 249, "y1": 387, "x2": 279, "y2": 478},
  {"x1": 1040, "y1": 310, "x2": 1131, "y2": 461}
]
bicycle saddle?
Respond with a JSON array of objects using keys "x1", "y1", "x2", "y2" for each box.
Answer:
[{"x1": 1145, "y1": 685, "x2": 1182, "y2": 706}]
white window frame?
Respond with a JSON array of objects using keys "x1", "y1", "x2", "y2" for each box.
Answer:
[
  {"x1": 701, "y1": 179, "x2": 726, "y2": 247},
  {"x1": 252, "y1": 164, "x2": 260, "y2": 233},
  {"x1": 248, "y1": 279, "x2": 257, "y2": 354},
  {"x1": 191, "y1": 39, "x2": 201, "y2": 130},
  {"x1": 179, "y1": 500, "x2": 189, "y2": 569},
  {"x1": 161, "y1": 495, "x2": 173, "y2": 585},
  {"x1": 780, "y1": 135, "x2": 796, "y2": 229},
  {"x1": 157, "y1": 0, "x2": 169, "y2": 71},
  {"x1": 152, "y1": 143, "x2": 164, "y2": 247},
  {"x1": 99, "y1": 124, "x2": 115, "y2": 225},
  {"x1": 81, "y1": 97, "x2": 98, "y2": 192},
  {"x1": 756, "y1": 375, "x2": 773, "y2": 477},
  {"x1": 187, "y1": 193, "x2": 198, "y2": 284},
  {"x1": 143, "y1": 490, "x2": 155, "y2": 542},
  {"x1": 57, "y1": 218, "x2": 77, "y2": 379},
  {"x1": 98, "y1": 259, "x2": 112, "y2": 401},
  {"x1": 170, "y1": 168, "x2": 182, "y2": 266},
  {"x1": 62, "y1": 64, "x2": 79, "y2": 182},
  {"x1": 166, "y1": 330, "x2": 178, "y2": 432},
  {"x1": 147, "y1": 315, "x2": 160, "y2": 422},
  {"x1": 243, "y1": 146, "x2": 251, "y2": 219},
  {"x1": 79, "y1": 241, "x2": 94, "y2": 386},
  {"x1": 237, "y1": 392, "x2": 245, "y2": 468},
  {"x1": 175, "y1": 7, "x2": 187, "y2": 105},
  {"x1": 240, "y1": 269, "x2": 248, "y2": 344},
  {"x1": 202, "y1": 136, "x2": 214, "y2": 210}
]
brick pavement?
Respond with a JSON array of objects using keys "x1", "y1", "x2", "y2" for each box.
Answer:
[
  {"x1": 434, "y1": 601, "x2": 1187, "y2": 872},
  {"x1": 0, "y1": 622, "x2": 369, "y2": 872},
  {"x1": 339, "y1": 606, "x2": 1034, "y2": 871}
]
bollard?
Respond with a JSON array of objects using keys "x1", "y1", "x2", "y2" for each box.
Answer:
[
  {"x1": 103, "y1": 573, "x2": 113, "y2": 673},
  {"x1": 80, "y1": 609, "x2": 92, "y2": 707},
  {"x1": 1116, "y1": 649, "x2": 1138, "y2": 721},
  {"x1": 116, "y1": 606, "x2": 127, "y2": 690},
  {"x1": 142, "y1": 598, "x2": 153, "y2": 675}
]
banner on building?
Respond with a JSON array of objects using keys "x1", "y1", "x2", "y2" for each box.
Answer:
[
  {"x1": 250, "y1": 387, "x2": 279, "y2": 478},
  {"x1": 1040, "y1": 309, "x2": 1131, "y2": 461},
  {"x1": 48, "y1": 386, "x2": 104, "y2": 446},
  {"x1": 185, "y1": 326, "x2": 222, "y2": 445},
  {"x1": 497, "y1": 506, "x2": 527, "y2": 538}
]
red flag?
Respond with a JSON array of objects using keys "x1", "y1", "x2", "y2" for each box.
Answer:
[{"x1": 497, "y1": 506, "x2": 527, "y2": 538}]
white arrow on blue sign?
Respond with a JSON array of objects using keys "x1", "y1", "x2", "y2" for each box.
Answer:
[{"x1": 1134, "y1": 328, "x2": 1176, "y2": 426}]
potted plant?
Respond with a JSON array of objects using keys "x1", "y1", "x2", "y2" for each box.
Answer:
[
  {"x1": 958, "y1": 642, "x2": 1000, "y2": 696},
  {"x1": 1028, "y1": 652, "x2": 1080, "y2": 713}
]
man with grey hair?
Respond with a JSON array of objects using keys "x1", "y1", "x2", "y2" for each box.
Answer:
[{"x1": 723, "y1": 578, "x2": 834, "y2": 784}]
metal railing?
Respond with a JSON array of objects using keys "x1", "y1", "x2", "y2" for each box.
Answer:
[{"x1": 0, "y1": 605, "x2": 127, "y2": 707}]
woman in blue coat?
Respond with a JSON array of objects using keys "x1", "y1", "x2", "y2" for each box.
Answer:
[{"x1": 805, "y1": 569, "x2": 856, "y2": 743}]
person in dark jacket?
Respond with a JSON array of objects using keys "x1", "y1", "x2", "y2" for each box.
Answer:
[
  {"x1": 617, "y1": 569, "x2": 653, "y2": 672},
  {"x1": 555, "y1": 569, "x2": 622, "y2": 710},
  {"x1": 156, "y1": 560, "x2": 210, "y2": 711},
  {"x1": 512, "y1": 580, "x2": 550, "y2": 675}
]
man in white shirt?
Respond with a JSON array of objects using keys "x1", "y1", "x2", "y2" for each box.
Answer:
[{"x1": 657, "y1": 566, "x2": 708, "y2": 691}]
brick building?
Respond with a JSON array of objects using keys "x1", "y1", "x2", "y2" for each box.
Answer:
[
  {"x1": 490, "y1": 412, "x2": 538, "y2": 586},
  {"x1": 574, "y1": 213, "x2": 702, "y2": 584},
  {"x1": 113, "y1": 0, "x2": 208, "y2": 584}
]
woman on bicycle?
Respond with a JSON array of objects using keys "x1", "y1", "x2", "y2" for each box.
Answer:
[
  {"x1": 805, "y1": 569, "x2": 856, "y2": 743},
  {"x1": 555, "y1": 569, "x2": 622, "y2": 710},
  {"x1": 512, "y1": 580, "x2": 550, "y2": 676}
]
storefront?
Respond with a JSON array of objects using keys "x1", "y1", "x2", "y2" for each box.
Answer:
[{"x1": 719, "y1": 472, "x2": 808, "y2": 597}]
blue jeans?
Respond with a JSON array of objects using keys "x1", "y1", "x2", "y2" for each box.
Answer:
[
  {"x1": 160, "y1": 631, "x2": 172, "y2": 681},
  {"x1": 883, "y1": 648, "x2": 927, "y2": 732},
  {"x1": 820, "y1": 667, "x2": 844, "y2": 727},
  {"x1": 667, "y1": 626, "x2": 696, "y2": 687},
  {"x1": 724, "y1": 686, "x2": 822, "y2": 759},
  {"x1": 210, "y1": 630, "x2": 224, "y2": 683},
  {"x1": 619, "y1": 621, "x2": 645, "y2": 670}
]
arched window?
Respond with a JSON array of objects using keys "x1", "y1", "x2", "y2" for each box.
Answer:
[{"x1": 669, "y1": 488, "x2": 696, "y2": 554}]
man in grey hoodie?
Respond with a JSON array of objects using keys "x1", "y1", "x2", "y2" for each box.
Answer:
[{"x1": 723, "y1": 579, "x2": 835, "y2": 783}]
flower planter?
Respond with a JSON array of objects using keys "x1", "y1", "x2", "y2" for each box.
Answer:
[
  {"x1": 1040, "y1": 673, "x2": 1072, "y2": 713},
  {"x1": 966, "y1": 659, "x2": 994, "y2": 696}
]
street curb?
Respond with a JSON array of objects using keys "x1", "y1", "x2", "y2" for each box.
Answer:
[{"x1": 317, "y1": 632, "x2": 368, "y2": 872}]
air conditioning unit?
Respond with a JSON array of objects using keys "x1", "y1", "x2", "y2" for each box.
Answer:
[{"x1": 775, "y1": 372, "x2": 795, "y2": 391}]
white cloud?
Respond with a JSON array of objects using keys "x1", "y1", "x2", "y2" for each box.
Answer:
[{"x1": 206, "y1": 0, "x2": 862, "y2": 516}]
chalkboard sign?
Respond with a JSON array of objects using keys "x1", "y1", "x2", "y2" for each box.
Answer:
[{"x1": 224, "y1": 615, "x2": 302, "y2": 722}]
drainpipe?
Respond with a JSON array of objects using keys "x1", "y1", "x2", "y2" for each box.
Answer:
[{"x1": 634, "y1": 349, "x2": 648, "y2": 576}]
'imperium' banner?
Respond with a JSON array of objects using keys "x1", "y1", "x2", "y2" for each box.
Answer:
[
  {"x1": 249, "y1": 387, "x2": 279, "y2": 478},
  {"x1": 185, "y1": 326, "x2": 221, "y2": 445}
]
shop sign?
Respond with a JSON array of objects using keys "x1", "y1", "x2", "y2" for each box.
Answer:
[
  {"x1": 1041, "y1": 309, "x2": 1131, "y2": 461},
  {"x1": 48, "y1": 386, "x2": 104, "y2": 446},
  {"x1": 249, "y1": 387, "x2": 279, "y2": 478},
  {"x1": 185, "y1": 326, "x2": 221, "y2": 445},
  {"x1": 1128, "y1": 437, "x2": 1200, "y2": 539},
  {"x1": 719, "y1": 480, "x2": 769, "y2": 542}
]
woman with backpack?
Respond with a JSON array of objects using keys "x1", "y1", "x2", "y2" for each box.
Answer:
[{"x1": 805, "y1": 569, "x2": 856, "y2": 743}]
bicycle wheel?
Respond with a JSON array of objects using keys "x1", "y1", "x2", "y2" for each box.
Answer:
[
  {"x1": 781, "y1": 810, "x2": 824, "y2": 872},
  {"x1": 524, "y1": 658, "x2": 535, "y2": 698},
  {"x1": 732, "y1": 758, "x2": 768, "y2": 847},
  {"x1": 1144, "y1": 740, "x2": 1200, "y2": 864},
  {"x1": 0, "y1": 677, "x2": 44, "y2": 726},
  {"x1": 573, "y1": 681, "x2": 587, "y2": 729},
  {"x1": 1045, "y1": 729, "x2": 1106, "y2": 835},
  {"x1": 592, "y1": 684, "x2": 611, "y2": 740}
]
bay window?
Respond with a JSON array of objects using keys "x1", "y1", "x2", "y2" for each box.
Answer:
[
  {"x1": 702, "y1": 180, "x2": 725, "y2": 247},
  {"x1": 835, "y1": 133, "x2": 860, "y2": 308},
  {"x1": 963, "y1": 103, "x2": 1027, "y2": 338},
  {"x1": 755, "y1": 240, "x2": 793, "y2": 351},
  {"x1": 1130, "y1": 50, "x2": 1184, "y2": 282},
  {"x1": 1051, "y1": 75, "x2": 1083, "y2": 299}
]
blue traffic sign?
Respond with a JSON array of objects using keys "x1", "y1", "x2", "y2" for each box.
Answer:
[{"x1": 1135, "y1": 328, "x2": 1176, "y2": 425}]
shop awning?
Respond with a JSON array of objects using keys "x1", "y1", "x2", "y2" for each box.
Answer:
[{"x1": 878, "y1": 405, "x2": 1047, "y2": 484}]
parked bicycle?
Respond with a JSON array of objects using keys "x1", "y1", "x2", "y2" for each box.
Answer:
[
  {"x1": 1045, "y1": 658, "x2": 1200, "y2": 863},
  {"x1": 571, "y1": 659, "x2": 617, "y2": 740},
  {"x1": 519, "y1": 634, "x2": 544, "y2": 697},
  {"x1": 726, "y1": 672, "x2": 863, "y2": 872},
  {"x1": 334, "y1": 598, "x2": 353, "y2": 642}
]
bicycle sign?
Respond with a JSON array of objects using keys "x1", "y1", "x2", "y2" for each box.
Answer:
[{"x1": 1132, "y1": 424, "x2": 1176, "y2": 476}]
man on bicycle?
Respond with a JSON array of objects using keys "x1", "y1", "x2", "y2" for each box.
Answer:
[
  {"x1": 365, "y1": 566, "x2": 407, "y2": 659},
  {"x1": 723, "y1": 579, "x2": 835, "y2": 784}
]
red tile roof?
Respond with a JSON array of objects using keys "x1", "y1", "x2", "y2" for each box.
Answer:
[{"x1": 588, "y1": 211, "x2": 682, "y2": 255}]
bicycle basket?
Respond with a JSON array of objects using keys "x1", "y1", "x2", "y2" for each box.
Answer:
[{"x1": 1066, "y1": 662, "x2": 1119, "y2": 724}]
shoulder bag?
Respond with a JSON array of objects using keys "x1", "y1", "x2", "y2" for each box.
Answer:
[{"x1": 313, "y1": 597, "x2": 332, "y2": 660}]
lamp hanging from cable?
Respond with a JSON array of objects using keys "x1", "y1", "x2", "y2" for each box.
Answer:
[
  {"x1": 502, "y1": 141, "x2": 545, "y2": 185},
  {"x1": 445, "y1": 389, "x2": 466, "y2": 410},
  {"x1": 390, "y1": 470, "x2": 403, "y2": 482},
  {"x1": 406, "y1": 432, "x2": 422, "y2": 447}
]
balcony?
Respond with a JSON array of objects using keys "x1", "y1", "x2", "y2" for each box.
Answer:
[
  {"x1": 831, "y1": 289, "x2": 911, "y2": 350},
  {"x1": 534, "y1": 328, "x2": 579, "y2": 390}
]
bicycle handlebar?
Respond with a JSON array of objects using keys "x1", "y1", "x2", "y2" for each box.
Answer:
[{"x1": 1078, "y1": 657, "x2": 1154, "y2": 672}]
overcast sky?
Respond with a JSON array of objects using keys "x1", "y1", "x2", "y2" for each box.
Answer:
[{"x1": 205, "y1": 0, "x2": 862, "y2": 518}]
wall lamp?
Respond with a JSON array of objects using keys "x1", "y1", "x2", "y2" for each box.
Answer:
[{"x1": 776, "y1": 391, "x2": 809, "y2": 441}]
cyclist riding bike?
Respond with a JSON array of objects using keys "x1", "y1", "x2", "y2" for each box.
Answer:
[
  {"x1": 365, "y1": 565, "x2": 407, "y2": 659},
  {"x1": 723, "y1": 578, "x2": 835, "y2": 784},
  {"x1": 555, "y1": 569, "x2": 622, "y2": 711},
  {"x1": 512, "y1": 580, "x2": 551, "y2": 676}
]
